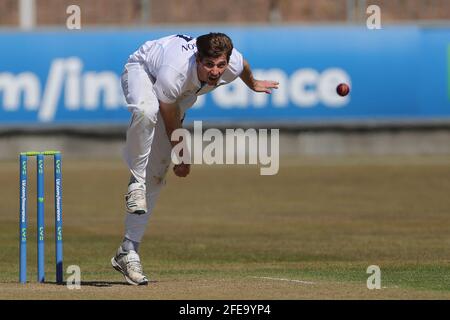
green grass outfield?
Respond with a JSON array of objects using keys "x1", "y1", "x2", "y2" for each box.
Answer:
[{"x1": 0, "y1": 155, "x2": 449, "y2": 299}]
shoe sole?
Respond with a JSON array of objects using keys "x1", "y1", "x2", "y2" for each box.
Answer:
[
  {"x1": 126, "y1": 209, "x2": 147, "y2": 215},
  {"x1": 111, "y1": 257, "x2": 149, "y2": 286}
]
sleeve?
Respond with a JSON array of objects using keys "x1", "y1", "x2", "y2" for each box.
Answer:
[
  {"x1": 153, "y1": 65, "x2": 184, "y2": 104},
  {"x1": 227, "y1": 48, "x2": 244, "y2": 77}
]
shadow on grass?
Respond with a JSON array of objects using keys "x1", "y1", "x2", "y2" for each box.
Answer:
[{"x1": 45, "y1": 280, "x2": 157, "y2": 287}]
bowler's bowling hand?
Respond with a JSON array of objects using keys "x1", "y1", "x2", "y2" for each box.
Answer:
[
  {"x1": 252, "y1": 80, "x2": 279, "y2": 94},
  {"x1": 173, "y1": 163, "x2": 190, "y2": 177}
]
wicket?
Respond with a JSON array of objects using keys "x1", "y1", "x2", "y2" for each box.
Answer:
[{"x1": 19, "y1": 151, "x2": 63, "y2": 284}]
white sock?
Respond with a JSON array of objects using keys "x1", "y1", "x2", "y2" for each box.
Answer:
[{"x1": 121, "y1": 237, "x2": 140, "y2": 253}]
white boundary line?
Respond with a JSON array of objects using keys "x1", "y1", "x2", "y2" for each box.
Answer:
[{"x1": 251, "y1": 276, "x2": 315, "y2": 285}]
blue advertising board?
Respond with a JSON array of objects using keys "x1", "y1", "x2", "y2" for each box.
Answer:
[{"x1": 0, "y1": 26, "x2": 449, "y2": 126}]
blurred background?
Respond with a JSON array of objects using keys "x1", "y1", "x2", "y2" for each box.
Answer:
[
  {"x1": 1, "y1": 0, "x2": 449, "y2": 26},
  {"x1": 0, "y1": 0, "x2": 450, "y2": 159}
]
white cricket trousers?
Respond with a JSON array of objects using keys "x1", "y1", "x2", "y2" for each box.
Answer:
[{"x1": 121, "y1": 62, "x2": 172, "y2": 243}]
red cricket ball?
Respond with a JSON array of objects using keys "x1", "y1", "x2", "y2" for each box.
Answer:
[{"x1": 336, "y1": 83, "x2": 350, "y2": 97}]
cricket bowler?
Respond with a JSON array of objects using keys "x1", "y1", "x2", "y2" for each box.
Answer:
[{"x1": 111, "y1": 33, "x2": 279, "y2": 285}]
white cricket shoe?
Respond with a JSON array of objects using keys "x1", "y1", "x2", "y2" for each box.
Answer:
[
  {"x1": 111, "y1": 248, "x2": 149, "y2": 285},
  {"x1": 125, "y1": 182, "x2": 147, "y2": 214}
]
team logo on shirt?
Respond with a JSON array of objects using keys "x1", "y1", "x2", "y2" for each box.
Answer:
[
  {"x1": 177, "y1": 34, "x2": 196, "y2": 52},
  {"x1": 181, "y1": 43, "x2": 196, "y2": 52}
]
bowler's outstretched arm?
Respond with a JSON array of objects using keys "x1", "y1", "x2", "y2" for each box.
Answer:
[{"x1": 240, "y1": 59, "x2": 279, "y2": 94}]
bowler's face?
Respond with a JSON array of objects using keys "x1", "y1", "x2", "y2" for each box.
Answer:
[{"x1": 196, "y1": 54, "x2": 228, "y2": 86}]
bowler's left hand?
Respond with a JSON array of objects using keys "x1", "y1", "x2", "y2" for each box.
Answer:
[{"x1": 252, "y1": 80, "x2": 279, "y2": 94}]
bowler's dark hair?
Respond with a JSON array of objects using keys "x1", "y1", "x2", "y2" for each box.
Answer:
[{"x1": 196, "y1": 33, "x2": 233, "y2": 63}]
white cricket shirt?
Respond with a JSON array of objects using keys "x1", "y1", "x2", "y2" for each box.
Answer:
[{"x1": 127, "y1": 34, "x2": 244, "y2": 113}]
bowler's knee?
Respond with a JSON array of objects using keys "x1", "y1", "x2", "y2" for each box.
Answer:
[{"x1": 130, "y1": 108, "x2": 157, "y2": 127}]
